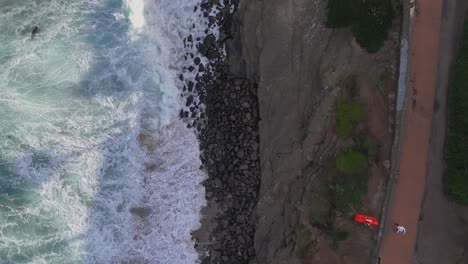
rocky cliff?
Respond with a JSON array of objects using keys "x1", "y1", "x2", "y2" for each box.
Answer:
[
  {"x1": 227, "y1": 0, "x2": 399, "y2": 263},
  {"x1": 229, "y1": 0, "x2": 334, "y2": 263}
]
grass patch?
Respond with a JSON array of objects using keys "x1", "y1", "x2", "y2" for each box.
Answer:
[
  {"x1": 323, "y1": 228, "x2": 350, "y2": 248},
  {"x1": 446, "y1": 14, "x2": 468, "y2": 205},
  {"x1": 336, "y1": 100, "x2": 365, "y2": 138},
  {"x1": 332, "y1": 228, "x2": 350, "y2": 242},
  {"x1": 332, "y1": 151, "x2": 369, "y2": 212},
  {"x1": 356, "y1": 134, "x2": 379, "y2": 155},
  {"x1": 300, "y1": 91, "x2": 372, "y2": 250},
  {"x1": 326, "y1": 0, "x2": 394, "y2": 52},
  {"x1": 295, "y1": 224, "x2": 313, "y2": 257},
  {"x1": 305, "y1": 169, "x2": 333, "y2": 227},
  {"x1": 336, "y1": 151, "x2": 368, "y2": 175}
]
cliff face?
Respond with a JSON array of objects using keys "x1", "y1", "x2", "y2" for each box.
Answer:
[
  {"x1": 226, "y1": 0, "x2": 403, "y2": 262},
  {"x1": 229, "y1": 0, "x2": 334, "y2": 262}
]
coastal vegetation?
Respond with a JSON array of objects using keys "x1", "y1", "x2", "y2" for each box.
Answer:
[
  {"x1": 446, "y1": 15, "x2": 468, "y2": 205},
  {"x1": 326, "y1": 0, "x2": 395, "y2": 52},
  {"x1": 294, "y1": 224, "x2": 314, "y2": 257},
  {"x1": 328, "y1": 228, "x2": 350, "y2": 246},
  {"x1": 333, "y1": 96, "x2": 373, "y2": 212},
  {"x1": 333, "y1": 150, "x2": 369, "y2": 212},
  {"x1": 336, "y1": 100, "x2": 365, "y2": 138},
  {"x1": 297, "y1": 98, "x2": 371, "y2": 254}
]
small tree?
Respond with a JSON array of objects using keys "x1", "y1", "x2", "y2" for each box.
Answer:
[
  {"x1": 352, "y1": 0, "x2": 394, "y2": 53},
  {"x1": 335, "y1": 100, "x2": 365, "y2": 138}
]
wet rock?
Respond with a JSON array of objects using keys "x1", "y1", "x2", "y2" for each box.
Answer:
[
  {"x1": 186, "y1": 95, "x2": 194, "y2": 107},
  {"x1": 129, "y1": 207, "x2": 151, "y2": 218},
  {"x1": 199, "y1": 63, "x2": 205, "y2": 72},
  {"x1": 177, "y1": 2, "x2": 260, "y2": 263},
  {"x1": 188, "y1": 81, "x2": 194, "y2": 92},
  {"x1": 208, "y1": 16, "x2": 216, "y2": 24}
]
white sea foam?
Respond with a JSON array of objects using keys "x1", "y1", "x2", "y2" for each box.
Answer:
[
  {"x1": 0, "y1": 0, "x2": 213, "y2": 263},
  {"x1": 123, "y1": 0, "x2": 146, "y2": 32}
]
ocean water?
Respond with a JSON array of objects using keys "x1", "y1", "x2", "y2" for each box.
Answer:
[{"x1": 0, "y1": 0, "x2": 209, "y2": 263}]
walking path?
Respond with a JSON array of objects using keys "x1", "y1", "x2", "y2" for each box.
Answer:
[{"x1": 379, "y1": 0, "x2": 443, "y2": 263}]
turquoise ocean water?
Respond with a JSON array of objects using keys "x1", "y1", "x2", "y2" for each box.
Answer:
[{"x1": 0, "y1": 0, "x2": 208, "y2": 263}]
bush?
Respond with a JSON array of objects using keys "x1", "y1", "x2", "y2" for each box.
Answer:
[
  {"x1": 331, "y1": 151, "x2": 369, "y2": 212},
  {"x1": 391, "y1": 0, "x2": 401, "y2": 16},
  {"x1": 336, "y1": 100, "x2": 365, "y2": 138},
  {"x1": 326, "y1": 0, "x2": 394, "y2": 52},
  {"x1": 356, "y1": 134, "x2": 379, "y2": 154},
  {"x1": 333, "y1": 228, "x2": 350, "y2": 241},
  {"x1": 295, "y1": 224, "x2": 313, "y2": 257},
  {"x1": 336, "y1": 151, "x2": 368, "y2": 175},
  {"x1": 330, "y1": 181, "x2": 365, "y2": 212},
  {"x1": 326, "y1": 0, "x2": 357, "y2": 28},
  {"x1": 323, "y1": 227, "x2": 350, "y2": 248},
  {"x1": 305, "y1": 170, "x2": 333, "y2": 227},
  {"x1": 446, "y1": 15, "x2": 468, "y2": 205},
  {"x1": 352, "y1": 0, "x2": 394, "y2": 53}
]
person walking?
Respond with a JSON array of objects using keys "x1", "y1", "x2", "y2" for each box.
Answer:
[{"x1": 395, "y1": 223, "x2": 407, "y2": 234}]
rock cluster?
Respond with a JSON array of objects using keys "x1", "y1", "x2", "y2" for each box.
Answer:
[
  {"x1": 178, "y1": 0, "x2": 260, "y2": 263},
  {"x1": 197, "y1": 76, "x2": 260, "y2": 264}
]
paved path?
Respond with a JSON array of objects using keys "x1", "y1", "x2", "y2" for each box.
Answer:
[
  {"x1": 414, "y1": 1, "x2": 468, "y2": 263},
  {"x1": 379, "y1": 0, "x2": 443, "y2": 263}
]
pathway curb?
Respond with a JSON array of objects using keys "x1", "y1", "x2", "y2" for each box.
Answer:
[{"x1": 372, "y1": 0, "x2": 415, "y2": 262}]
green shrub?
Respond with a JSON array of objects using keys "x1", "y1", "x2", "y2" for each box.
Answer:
[
  {"x1": 295, "y1": 224, "x2": 312, "y2": 257},
  {"x1": 391, "y1": 0, "x2": 401, "y2": 16},
  {"x1": 327, "y1": 228, "x2": 350, "y2": 248},
  {"x1": 352, "y1": 0, "x2": 394, "y2": 53},
  {"x1": 331, "y1": 228, "x2": 350, "y2": 242},
  {"x1": 326, "y1": 0, "x2": 356, "y2": 28},
  {"x1": 326, "y1": 0, "x2": 394, "y2": 52},
  {"x1": 447, "y1": 14, "x2": 468, "y2": 205},
  {"x1": 356, "y1": 135, "x2": 378, "y2": 154},
  {"x1": 336, "y1": 100, "x2": 365, "y2": 138},
  {"x1": 336, "y1": 151, "x2": 368, "y2": 175},
  {"x1": 331, "y1": 151, "x2": 369, "y2": 212},
  {"x1": 330, "y1": 181, "x2": 365, "y2": 212},
  {"x1": 305, "y1": 171, "x2": 333, "y2": 227}
]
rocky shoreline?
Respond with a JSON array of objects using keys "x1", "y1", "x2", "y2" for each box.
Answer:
[
  {"x1": 178, "y1": 0, "x2": 402, "y2": 263},
  {"x1": 178, "y1": 0, "x2": 260, "y2": 263}
]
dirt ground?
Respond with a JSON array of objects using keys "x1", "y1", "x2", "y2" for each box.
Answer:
[
  {"x1": 414, "y1": 1, "x2": 468, "y2": 264},
  {"x1": 379, "y1": 0, "x2": 468, "y2": 263}
]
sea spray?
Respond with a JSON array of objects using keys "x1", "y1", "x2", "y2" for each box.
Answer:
[{"x1": 0, "y1": 0, "x2": 211, "y2": 263}]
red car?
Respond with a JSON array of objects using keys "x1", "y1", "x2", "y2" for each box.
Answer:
[{"x1": 354, "y1": 214, "x2": 379, "y2": 226}]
